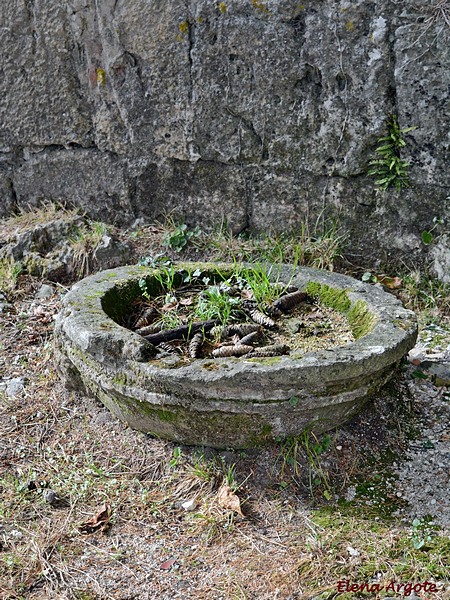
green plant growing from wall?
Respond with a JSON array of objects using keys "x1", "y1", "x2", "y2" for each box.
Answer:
[
  {"x1": 162, "y1": 221, "x2": 202, "y2": 253},
  {"x1": 368, "y1": 114, "x2": 416, "y2": 191}
]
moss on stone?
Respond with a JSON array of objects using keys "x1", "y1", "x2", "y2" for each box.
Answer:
[
  {"x1": 202, "y1": 361, "x2": 220, "y2": 371},
  {"x1": 246, "y1": 356, "x2": 282, "y2": 366},
  {"x1": 151, "y1": 407, "x2": 178, "y2": 423},
  {"x1": 111, "y1": 372, "x2": 128, "y2": 386},
  {"x1": 105, "y1": 389, "x2": 274, "y2": 448},
  {"x1": 347, "y1": 299, "x2": 376, "y2": 339},
  {"x1": 305, "y1": 281, "x2": 375, "y2": 339},
  {"x1": 305, "y1": 281, "x2": 351, "y2": 312}
]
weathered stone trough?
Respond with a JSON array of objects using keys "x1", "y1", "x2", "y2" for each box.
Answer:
[{"x1": 55, "y1": 263, "x2": 418, "y2": 448}]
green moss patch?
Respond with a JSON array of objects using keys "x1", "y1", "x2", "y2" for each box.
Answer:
[
  {"x1": 306, "y1": 282, "x2": 351, "y2": 312},
  {"x1": 306, "y1": 282, "x2": 376, "y2": 339},
  {"x1": 347, "y1": 299, "x2": 376, "y2": 339}
]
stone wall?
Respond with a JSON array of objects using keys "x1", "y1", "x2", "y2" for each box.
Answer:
[{"x1": 1, "y1": 0, "x2": 449, "y2": 276}]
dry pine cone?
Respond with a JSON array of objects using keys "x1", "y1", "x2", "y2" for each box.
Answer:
[{"x1": 212, "y1": 344, "x2": 254, "y2": 358}]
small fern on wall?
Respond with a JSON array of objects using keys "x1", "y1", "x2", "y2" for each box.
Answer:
[{"x1": 368, "y1": 114, "x2": 416, "y2": 191}]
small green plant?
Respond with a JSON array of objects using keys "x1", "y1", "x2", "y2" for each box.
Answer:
[
  {"x1": 194, "y1": 284, "x2": 241, "y2": 326},
  {"x1": 152, "y1": 265, "x2": 179, "y2": 291},
  {"x1": 368, "y1": 114, "x2": 416, "y2": 190},
  {"x1": 238, "y1": 263, "x2": 287, "y2": 308},
  {"x1": 70, "y1": 221, "x2": 108, "y2": 277},
  {"x1": 162, "y1": 222, "x2": 202, "y2": 252},
  {"x1": 224, "y1": 464, "x2": 238, "y2": 491},
  {"x1": 139, "y1": 253, "x2": 172, "y2": 268},
  {"x1": 138, "y1": 278, "x2": 151, "y2": 301},
  {"x1": 411, "y1": 517, "x2": 435, "y2": 550},
  {"x1": 169, "y1": 446, "x2": 182, "y2": 468},
  {"x1": 301, "y1": 430, "x2": 332, "y2": 500},
  {"x1": 0, "y1": 258, "x2": 24, "y2": 296}
]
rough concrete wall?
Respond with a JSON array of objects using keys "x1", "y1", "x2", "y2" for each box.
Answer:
[{"x1": 0, "y1": 0, "x2": 449, "y2": 273}]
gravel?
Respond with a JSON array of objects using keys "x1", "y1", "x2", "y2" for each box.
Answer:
[{"x1": 392, "y1": 340, "x2": 450, "y2": 528}]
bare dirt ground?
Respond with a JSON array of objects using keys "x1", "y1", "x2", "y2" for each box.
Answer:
[{"x1": 1, "y1": 218, "x2": 449, "y2": 600}]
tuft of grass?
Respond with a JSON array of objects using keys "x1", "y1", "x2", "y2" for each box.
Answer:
[
  {"x1": 70, "y1": 221, "x2": 108, "y2": 278},
  {"x1": 0, "y1": 201, "x2": 79, "y2": 239},
  {"x1": 194, "y1": 284, "x2": 241, "y2": 326},
  {"x1": 199, "y1": 222, "x2": 345, "y2": 271},
  {"x1": 400, "y1": 271, "x2": 450, "y2": 318},
  {"x1": 0, "y1": 258, "x2": 24, "y2": 297}
]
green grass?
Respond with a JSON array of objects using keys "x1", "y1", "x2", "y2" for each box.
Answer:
[{"x1": 0, "y1": 258, "x2": 24, "y2": 297}]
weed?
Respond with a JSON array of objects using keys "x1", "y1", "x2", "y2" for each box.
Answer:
[
  {"x1": 201, "y1": 221, "x2": 345, "y2": 271},
  {"x1": 194, "y1": 284, "x2": 241, "y2": 326},
  {"x1": 238, "y1": 263, "x2": 288, "y2": 308},
  {"x1": 277, "y1": 431, "x2": 333, "y2": 499},
  {"x1": 411, "y1": 516, "x2": 437, "y2": 550},
  {"x1": 0, "y1": 258, "x2": 24, "y2": 296},
  {"x1": 368, "y1": 114, "x2": 416, "y2": 190},
  {"x1": 224, "y1": 464, "x2": 238, "y2": 491},
  {"x1": 0, "y1": 201, "x2": 79, "y2": 237},
  {"x1": 70, "y1": 221, "x2": 108, "y2": 278},
  {"x1": 301, "y1": 431, "x2": 332, "y2": 500},
  {"x1": 400, "y1": 271, "x2": 450, "y2": 317},
  {"x1": 138, "y1": 278, "x2": 151, "y2": 302},
  {"x1": 138, "y1": 253, "x2": 172, "y2": 268},
  {"x1": 158, "y1": 307, "x2": 184, "y2": 330},
  {"x1": 169, "y1": 446, "x2": 182, "y2": 468},
  {"x1": 162, "y1": 221, "x2": 202, "y2": 253},
  {"x1": 152, "y1": 265, "x2": 179, "y2": 292}
]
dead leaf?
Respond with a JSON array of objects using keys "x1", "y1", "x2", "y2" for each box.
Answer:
[
  {"x1": 375, "y1": 274, "x2": 402, "y2": 289},
  {"x1": 79, "y1": 504, "x2": 111, "y2": 534},
  {"x1": 179, "y1": 297, "x2": 193, "y2": 306},
  {"x1": 217, "y1": 483, "x2": 244, "y2": 516},
  {"x1": 241, "y1": 289, "x2": 254, "y2": 300},
  {"x1": 162, "y1": 301, "x2": 178, "y2": 311},
  {"x1": 159, "y1": 558, "x2": 177, "y2": 570}
]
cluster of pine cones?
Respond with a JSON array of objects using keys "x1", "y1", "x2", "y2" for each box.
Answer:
[{"x1": 127, "y1": 287, "x2": 308, "y2": 360}]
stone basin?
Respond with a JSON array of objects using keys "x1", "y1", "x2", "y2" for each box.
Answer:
[{"x1": 54, "y1": 263, "x2": 418, "y2": 448}]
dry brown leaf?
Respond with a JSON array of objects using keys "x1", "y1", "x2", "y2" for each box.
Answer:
[
  {"x1": 78, "y1": 504, "x2": 111, "y2": 534},
  {"x1": 375, "y1": 274, "x2": 403, "y2": 289},
  {"x1": 159, "y1": 558, "x2": 177, "y2": 570},
  {"x1": 179, "y1": 297, "x2": 193, "y2": 306},
  {"x1": 217, "y1": 483, "x2": 244, "y2": 516},
  {"x1": 241, "y1": 288, "x2": 254, "y2": 300},
  {"x1": 162, "y1": 301, "x2": 178, "y2": 311}
]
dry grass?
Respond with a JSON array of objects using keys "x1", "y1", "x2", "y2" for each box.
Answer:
[
  {"x1": 1, "y1": 211, "x2": 450, "y2": 599},
  {"x1": 0, "y1": 201, "x2": 79, "y2": 240},
  {"x1": 70, "y1": 221, "x2": 109, "y2": 278}
]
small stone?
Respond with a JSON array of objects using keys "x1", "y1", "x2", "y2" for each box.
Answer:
[
  {"x1": 35, "y1": 284, "x2": 56, "y2": 299},
  {"x1": 45, "y1": 490, "x2": 60, "y2": 506},
  {"x1": 181, "y1": 498, "x2": 197, "y2": 512},
  {"x1": 5, "y1": 377, "x2": 27, "y2": 397}
]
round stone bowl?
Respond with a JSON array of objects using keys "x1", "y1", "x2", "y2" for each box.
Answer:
[{"x1": 55, "y1": 263, "x2": 417, "y2": 448}]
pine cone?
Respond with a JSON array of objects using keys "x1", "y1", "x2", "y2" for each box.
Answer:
[
  {"x1": 221, "y1": 323, "x2": 262, "y2": 339},
  {"x1": 272, "y1": 290, "x2": 307, "y2": 313},
  {"x1": 188, "y1": 332, "x2": 204, "y2": 358},
  {"x1": 212, "y1": 344, "x2": 254, "y2": 358},
  {"x1": 246, "y1": 344, "x2": 290, "y2": 358},
  {"x1": 135, "y1": 306, "x2": 158, "y2": 329},
  {"x1": 249, "y1": 309, "x2": 275, "y2": 329}
]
